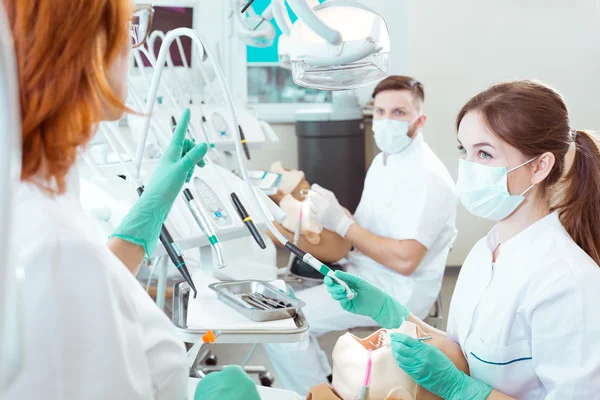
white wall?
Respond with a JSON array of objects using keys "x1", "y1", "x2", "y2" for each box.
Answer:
[{"x1": 237, "y1": 0, "x2": 600, "y2": 265}]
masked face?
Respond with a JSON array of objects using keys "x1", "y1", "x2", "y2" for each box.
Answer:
[
  {"x1": 456, "y1": 158, "x2": 536, "y2": 221},
  {"x1": 372, "y1": 118, "x2": 419, "y2": 154},
  {"x1": 456, "y1": 111, "x2": 540, "y2": 221},
  {"x1": 373, "y1": 89, "x2": 424, "y2": 154}
]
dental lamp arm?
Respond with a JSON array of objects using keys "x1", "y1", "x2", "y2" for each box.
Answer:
[
  {"x1": 271, "y1": 0, "x2": 292, "y2": 36},
  {"x1": 286, "y1": 0, "x2": 342, "y2": 45}
]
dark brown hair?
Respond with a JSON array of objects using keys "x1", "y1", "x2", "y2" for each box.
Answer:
[
  {"x1": 457, "y1": 80, "x2": 600, "y2": 266},
  {"x1": 372, "y1": 75, "x2": 425, "y2": 106}
]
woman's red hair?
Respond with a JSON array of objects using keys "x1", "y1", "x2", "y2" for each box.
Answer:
[{"x1": 4, "y1": 0, "x2": 132, "y2": 193}]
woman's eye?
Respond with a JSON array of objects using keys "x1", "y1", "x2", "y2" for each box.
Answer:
[
  {"x1": 457, "y1": 144, "x2": 467, "y2": 156},
  {"x1": 375, "y1": 109, "x2": 384, "y2": 115},
  {"x1": 478, "y1": 151, "x2": 492, "y2": 160},
  {"x1": 393, "y1": 110, "x2": 404, "y2": 116}
]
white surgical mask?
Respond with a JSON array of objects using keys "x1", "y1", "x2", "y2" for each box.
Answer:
[
  {"x1": 456, "y1": 158, "x2": 536, "y2": 221},
  {"x1": 372, "y1": 118, "x2": 418, "y2": 154}
]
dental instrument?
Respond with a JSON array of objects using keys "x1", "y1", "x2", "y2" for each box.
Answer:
[
  {"x1": 183, "y1": 188, "x2": 226, "y2": 269},
  {"x1": 231, "y1": 192, "x2": 267, "y2": 249},
  {"x1": 208, "y1": 280, "x2": 306, "y2": 322},
  {"x1": 357, "y1": 349, "x2": 372, "y2": 400},
  {"x1": 0, "y1": 3, "x2": 24, "y2": 386},
  {"x1": 240, "y1": 0, "x2": 257, "y2": 13},
  {"x1": 239, "y1": 125, "x2": 251, "y2": 160},
  {"x1": 137, "y1": 186, "x2": 198, "y2": 298},
  {"x1": 418, "y1": 336, "x2": 433, "y2": 342},
  {"x1": 137, "y1": 28, "x2": 354, "y2": 300}
]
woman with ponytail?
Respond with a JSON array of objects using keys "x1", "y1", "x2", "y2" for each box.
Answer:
[{"x1": 324, "y1": 80, "x2": 600, "y2": 399}]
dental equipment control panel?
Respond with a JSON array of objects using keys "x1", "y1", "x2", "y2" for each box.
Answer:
[{"x1": 194, "y1": 178, "x2": 235, "y2": 229}]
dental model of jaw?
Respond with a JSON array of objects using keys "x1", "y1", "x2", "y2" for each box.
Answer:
[
  {"x1": 331, "y1": 322, "x2": 419, "y2": 400},
  {"x1": 314, "y1": 322, "x2": 469, "y2": 400}
]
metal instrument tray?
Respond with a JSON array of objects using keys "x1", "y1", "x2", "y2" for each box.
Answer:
[
  {"x1": 208, "y1": 280, "x2": 306, "y2": 322},
  {"x1": 172, "y1": 281, "x2": 309, "y2": 343}
]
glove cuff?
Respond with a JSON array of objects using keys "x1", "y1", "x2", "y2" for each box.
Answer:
[
  {"x1": 111, "y1": 200, "x2": 168, "y2": 258},
  {"x1": 445, "y1": 371, "x2": 493, "y2": 400},
  {"x1": 373, "y1": 293, "x2": 409, "y2": 329},
  {"x1": 335, "y1": 215, "x2": 355, "y2": 238}
]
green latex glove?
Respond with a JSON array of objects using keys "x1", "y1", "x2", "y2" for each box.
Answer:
[
  {"x1": 194, "y1": 366, "x2": 261, "y2": 400},
  {"x1": 183, "y1": 137, "x2": 205, "y2": 182},
  {"x1": 324, "y1": 270, "x2": 409, "y2": 329},
  {"x1": 391, "y1": 333, "x2": 492, "y2": 400},
  {"x1": 110, "y1": 108, "x2": 208, "y2": 257}
]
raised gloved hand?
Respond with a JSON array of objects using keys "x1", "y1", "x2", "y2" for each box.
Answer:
[
  {"x1": 308, "y1": 184, "x2": 354, "y2": 237},
  {"x1": 194, "y1": 366, "x2": 261, "y2": 400},
  {"x1": 324, "y1": 270, "x2": 409, "y2": 329},
  {"x1": 110, "y1": 108, "x2": 208, "y2": 257},
  {"x1": 390, "y1": 334, "x2": 492, "y2": 400}
]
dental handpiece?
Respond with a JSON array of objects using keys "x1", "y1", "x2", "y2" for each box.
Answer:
[
  {"x1": 137, "y1": 186, "x2": 198, "y2": 298},
  {"x1": 183, "y1": 188, "x2": 226, "y2": 269},
  {"x1": 285, "y1": 242, "x2": 354, "y2": 300},
  {"x1": 238, "y1": 125, "x2": 251, "y2": 160},
  {"x1": 231, "y1": 192, "x2": 266, "y2": 249}
]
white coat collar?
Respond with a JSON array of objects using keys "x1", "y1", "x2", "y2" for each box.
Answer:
[{"x1": 485, "y1": 211, "x2": 561, "y2": 260}]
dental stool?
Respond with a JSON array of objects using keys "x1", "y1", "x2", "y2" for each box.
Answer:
[
  {"x1": 189, "y1": 342, "x2": 275, "y2": 387},
  {"x1": 426, "y1": 294, "x2": 444, "y2": 330}
]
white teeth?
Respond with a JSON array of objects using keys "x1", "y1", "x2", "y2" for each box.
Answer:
[{"x1": 371, "y1": 331, "x2": 389, "y2": 349}]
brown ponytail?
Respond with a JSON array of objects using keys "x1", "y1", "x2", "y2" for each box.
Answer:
[
  {"x1": 554, "y1": 130, "x2": 600, "y2": 265},
  {"x1": 457, "y1": 80, "x2": 600, "y2": 266}
]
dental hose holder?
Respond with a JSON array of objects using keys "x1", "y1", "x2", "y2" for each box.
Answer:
[{"x1": 134, "y1": 28, "x2": 354, "y2": 300}]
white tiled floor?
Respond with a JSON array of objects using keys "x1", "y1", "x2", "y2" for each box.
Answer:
[{"x1": 202, "y1": 267, "x2": 460, "y2": 389}]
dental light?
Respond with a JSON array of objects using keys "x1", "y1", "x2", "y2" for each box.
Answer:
[
  {"x1": 0, "y1": 3, "x2": 24, "y2": 389},
  {"x1": 287, "y1": 0, "x2": 390, "y2": 90},
  {"x1": 235, "y1": 0, "x2": 277, "y2": 48}
]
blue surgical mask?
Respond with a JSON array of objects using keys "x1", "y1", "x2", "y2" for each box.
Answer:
[
  {"x1": 456, "y1": 158, "x2": 536, "y2": 221},
  {"x1": 372, "y1": 118, "x2": 418, "y2": 154}
]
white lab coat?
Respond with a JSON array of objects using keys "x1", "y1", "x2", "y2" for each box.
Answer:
[
  {"x1": 447, "y1": 212, "x2": 600, "y2": 399},
  {"x1": 265, "y1": 133, "x2": 458, "y2": 395},
  {"x1": 2, "y1": 181, "x2": 188, "y2": 400},
  {"x1": 347, "y1": 133, "x2": 458, "y2": 318}
]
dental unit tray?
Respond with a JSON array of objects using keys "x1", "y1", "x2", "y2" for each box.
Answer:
[
  {"x1": 209, "y1": 281, "x2": 306, "y2": 322},
  {"x1": 172, "y1": 282, "x2": 309, "y2": 344}
]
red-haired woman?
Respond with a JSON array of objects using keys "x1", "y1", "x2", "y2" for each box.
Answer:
[
  {"x1": 2, "y1": 0, "x2": 260, "y2": 399},
  {"x1": 326, "y1": 80, "x2": 600, "y2": 399}
]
